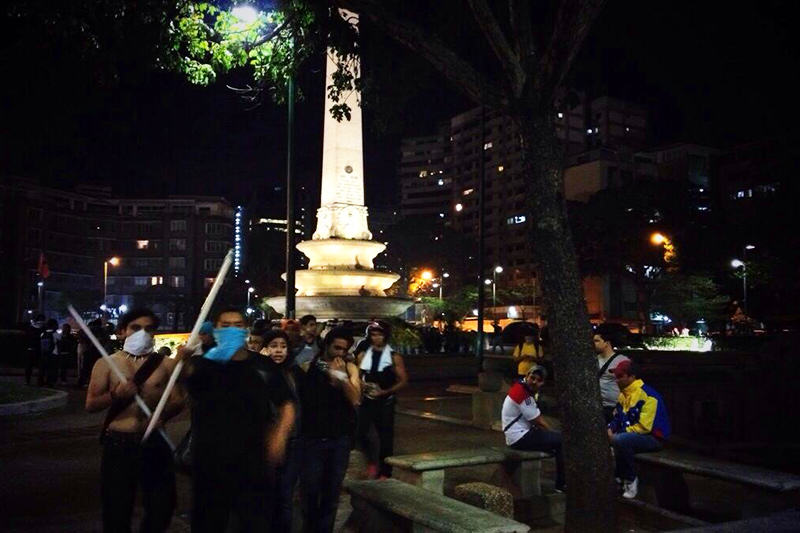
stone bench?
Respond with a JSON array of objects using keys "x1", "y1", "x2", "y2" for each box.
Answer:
[
  {"x1": 386, "y1": 447, "x2": 550, "y2": 497},
  {"x1": 345, "y1": 478, "x2": 530, "y2": 533},
  {"x1": 635, "y1": 449, "x2": 800, "y2": 516}
]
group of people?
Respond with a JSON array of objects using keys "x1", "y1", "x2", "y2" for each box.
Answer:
[
  {"x1": 502, "y1": 324, "x2": 670, "y2": 499},
  {"x1": 85, "y1": 307, "x2": 407, "y2": 532},
  {"x1": 24, "y1": 314, "x2": 93, "y2": 387}
]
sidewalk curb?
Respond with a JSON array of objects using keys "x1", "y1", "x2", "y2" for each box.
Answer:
[{"x1": 0, "y1": 389, "x2": 69, "y2": 416}]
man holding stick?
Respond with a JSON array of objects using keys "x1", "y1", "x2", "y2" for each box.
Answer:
[
  {"x1": 182, "y1": 307, "x2": 295, "y2": 532},
  {"x1": 85, "y1": 308, "x2": 185, "y2": 533}
]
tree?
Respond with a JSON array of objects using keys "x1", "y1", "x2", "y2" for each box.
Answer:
[{"x1": 650, "y1": 273, "x2": 729, "y2": 328}]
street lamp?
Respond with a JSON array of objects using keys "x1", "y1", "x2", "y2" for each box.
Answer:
[
  {"x1": 247, "y1": 286, "x2": 255, "y2": 308},
  {"x1": 650, "y1": 232, "x2": 676, "y2": 266},
  {"x1": 732, "y1": 244, "x2": 755, "y2": 314},
  {"x1": 492, "y1": 266, "x2": 503, "y2": 319},
  {"x1": 439, "y1": 271, "x2": 449, "y2": 300},
  {"x1": 104, "y1": 256, "x2": 121, "y2": 308}
]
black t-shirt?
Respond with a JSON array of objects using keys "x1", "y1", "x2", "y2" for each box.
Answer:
[
  {"x1": 187, "y1": 351, "x2": 292, "y2": 483},
  {"x1": 298, "y1": 359, "x2": 356, "y2": 439}
]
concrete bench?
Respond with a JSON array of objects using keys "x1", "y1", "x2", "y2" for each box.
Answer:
[
  {"x1": 635, "y1": 449, "x2": 800, "y2": 516},
  {"x1": 345, "y1": 478, "x2": 530, "y2": 533},
  {"x1": 386, "y1": 447, "x2": 550, "y2": 497}
]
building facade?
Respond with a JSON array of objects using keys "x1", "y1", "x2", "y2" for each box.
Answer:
[{"x1": 0, "y1": 177, "x2": 234, "y2": 329}]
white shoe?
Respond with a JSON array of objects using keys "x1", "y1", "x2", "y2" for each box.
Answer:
[{"x1": 622, "y1": 477, "x2": 638, "y2": 499}]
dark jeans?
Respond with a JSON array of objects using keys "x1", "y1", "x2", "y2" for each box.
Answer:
[
  {"x1": 611, "y1": 432, "x2": 662, "y2": 481},
  {"x1": 192, "y1": 474, "x2": 272, "y2": 533},
  {"x1": 25, "y1": 348, "x2": 46, "y2": 385},
  {"x1": 300, "y1": 435, "x2": 351, "y2": 533},
  {"x1": 510, "y1": 428, "x2": 565, "y2": 490},
  {"x1": 356, "y1": 398, "x2": 395, "y2": 477},
  {"x1": 101, "y1": 430, "x2": 176, "y2": 533},
  {"x1": 274, "y1": 438, "x2": 302, "y2": 532}
]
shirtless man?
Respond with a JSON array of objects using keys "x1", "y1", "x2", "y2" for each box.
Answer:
[{"x1": 86, "y1": 308, "x2": 184, "y2": 533}]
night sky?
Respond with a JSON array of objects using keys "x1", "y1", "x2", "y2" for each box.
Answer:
[{"x1": 1, "y1": 1, "x2": 797, "y2": 208}]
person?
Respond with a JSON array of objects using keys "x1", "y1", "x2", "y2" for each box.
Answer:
[
  {"x1": 512, "y1": 331, "x2": 540, "y2": 378},
  {"x1": 298, "y1": 327, "x2": 361, "y2": 533},
  {"x1": 501, "y1": 366, "x2": 565, "y2": 492},
  {"x1": 184, "y1": 307, "x2": 295, "y2": 532},
  {"x1": 198, "y1": 320, "x2": 216, "y2": 354},
  {"x1": 607, "y1": 359, "x2": 671, "y2": 499},
  {"x1": 25, "y1": 314, "x2": 45, "y2": 386},
  {"x1": 85, "y1": 308, "x2": 185, "y2": 533},
  {"x1": 247, "y1": 328, "x2": 266, "y2": 353},
  {"x1": 593, "y1": 326, "x2": 630, "y2": 423},
  {"x1": 282, "y1": 319, "x2": 302, "y2": 353},
  {"x1": 263, "y1": 329, "x2": 303, "y2": 533},
  {"x1": 40, "y1": 318, "x2": 59, "y2": 387},
  {"x1": 56, "y1": 323, "x2": 77, "y2": 384},
  {"x1": 293, "y1": 314, "x2": 320, "y2": 366},
  {"x1": 490, "y1": 320, "x2": 504, "y2": 354},
  {"x1": 355, "y1": 322, "x2": 409, "y2": 479}
]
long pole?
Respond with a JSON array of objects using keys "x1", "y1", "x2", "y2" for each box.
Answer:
[
  {"x1": 38, "y1": 282, "x2": 43, "y2": 313},
  {"x1": 742, "y1": 246, "x2": 749, "y2": 315},
  {"x1": 492, "y1": 271, "x2": 497, "y2": 317},
  {"x1": 142, "y1": 250, "x2": 233, "y2": 442},
  {"x1": 476, "y1": 106, "x2": 486, "y2": 364},
  {"x1": 285, "y1": 76, "x2": 296, "y2": 319}
]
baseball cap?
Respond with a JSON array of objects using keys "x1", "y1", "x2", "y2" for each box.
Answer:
[{"x1": 610, "y1": 359, "x2": 633, "y2": 378}]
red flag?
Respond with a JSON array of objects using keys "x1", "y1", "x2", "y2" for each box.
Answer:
[{"x1": 37, "y1": 252, "x2": 50, "y2": 279}]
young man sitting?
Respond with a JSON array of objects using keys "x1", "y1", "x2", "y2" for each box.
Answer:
[
  {"x1": 501, "y1": 365, "x2": 565, "y2": 492},
  {"x1": 607, "y1": 359, "x2": 671, "y2": 499}
]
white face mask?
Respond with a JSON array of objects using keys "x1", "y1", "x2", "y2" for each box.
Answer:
[{"x1": 123, "y1": 329, "x2": 155, "y2": 356}]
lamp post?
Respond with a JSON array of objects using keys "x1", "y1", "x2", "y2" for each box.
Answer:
[
  {"x1": 37, "y1": 280, "x2": 44, "y2": 313},
  {"x1": 231, "y1": 5, "x2": 295, "y2": 318},
  {"x1": 247, "y1": 286, "x2": 255, "y2": 308},
  {"x1": 439, "y1": 272, "x2": 449, "y2": 300},
  {"x1": 104, "y1": 257, "x2": 120, "y2": 308},
  {"x1": 492, "y1": 266, "x2": 503, "y2": 317}
]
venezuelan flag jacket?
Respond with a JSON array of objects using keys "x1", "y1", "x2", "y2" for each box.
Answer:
[{"x1": 608, "y1": 379, "x2": 671, "y2": 439}]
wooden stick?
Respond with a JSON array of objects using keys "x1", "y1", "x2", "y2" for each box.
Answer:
[
  {"x1": 141, "y1": 249, "x2": 234, "y2": 442},
  {"x1": 67, "y1": 305, "x2": 174, "y2": 450}
]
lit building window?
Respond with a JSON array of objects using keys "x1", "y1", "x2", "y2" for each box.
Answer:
[
  {"x1": 463, "y1": 188, "x2": 474, "y2": 196},
  {"x1": 506, "y1": 215, "x2": 527, "y2": 225},
  {"x1": 150, "y1": 276, "x2": 163, "y2": 286},
  {"x1": 497, "y1": 165, "x2": 504, "y2": 173},
  {"x1": 557, "y1": 112, "x2": 564, "y2": 119},
  {"x1": 483, "y1": 142, "x2": 493, "y2": 150},
  {"x1": 455, "y1": 203, "x2": 463, "y2": 212},
  {"x1": 419, "y1": 170, "x2": 429, "y2": 178},
  {"x1": 136, "y1": 240, "x2": 149, "y2": 250},
  {"x1": 439, "y1": 213, "x2": 445, "y2": 218},
  {"x1": 437, "y1": 179, "x2": 444, "y2": 186}
]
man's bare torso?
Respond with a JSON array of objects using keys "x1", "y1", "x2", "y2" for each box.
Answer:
[{"x1": 103, "y1": 351, "x2": 175, "y2": 433}]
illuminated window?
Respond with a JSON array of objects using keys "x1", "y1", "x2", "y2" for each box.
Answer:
[
  {"x1": 463, "y1": 188, "x2": 474, "y2": 196},
  {"x1": 506, "y1": 215, "x2": 527, "y2": 225},
  {"x1": 557, "y1": 112, "x2": 564, "y2": 119},
  {"x1": 136, "y1": 240, "x2": 149, "y2": 250},
  {"x1": 483, "y1": 142, "x2": 493, "y2": 150},
  {"x1": 455, "y1": 203, "x2": 463, "y2": 212},
  {"x1": 419, "y1": 170, "x2": 428, "y2": 178},
  {"x1": 170, "y1": 276, "x2": 185, "y2": 288},
  {"x1": 150, "y1": 276, "x2": 163, "y2": 286},
  {"x1": 497, "y1": 165, "x2": 504, "y2": 173}
]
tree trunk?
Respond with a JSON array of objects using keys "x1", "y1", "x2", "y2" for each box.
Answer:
[{"x1": 519, "y1": 115, "x2": 616, "y2": 531}]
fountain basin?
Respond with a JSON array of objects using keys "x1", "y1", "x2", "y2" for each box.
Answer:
[
  {"x1": 286, "y1": 269, "x2": 399, "y2": 297},
  {"x1": 266, "y1": 295, "x2": 413, "y2": 320},
  {"x1": 296, "y1": 239, "x2": 385, "y2": 270}
]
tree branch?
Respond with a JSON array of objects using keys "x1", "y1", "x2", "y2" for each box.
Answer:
[
  {"x1": 509, "y1": 0, "x2": 535, "y2": 65},
  {"x1": 250, "y1": 16, "x2": 292, "y2": 48},
  {"x1": 466, "y1": 0, "x2": 525, "y2": 97},
  {"x1": 334, "y1": 0, "x2": 508, "y2": 108},
  {"x1": 536, "y1": 0, "x2": 606, "y2": 103}
]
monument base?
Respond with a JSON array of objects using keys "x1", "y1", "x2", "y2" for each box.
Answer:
[{"x1": 266, "y1": 295, "x2": 413, "y2": 320}]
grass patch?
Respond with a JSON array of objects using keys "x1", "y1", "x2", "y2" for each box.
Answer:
[{"x1": 0, "y1": 381, "x2": 58, "y2": 404}]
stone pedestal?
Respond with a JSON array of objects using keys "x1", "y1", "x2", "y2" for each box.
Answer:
[
  {"x1": 472, "y1": 390, "x2": 506, "y2": 429},
  {"x1": 454, "y1": 482, "x2": 514, "y2": 518}
]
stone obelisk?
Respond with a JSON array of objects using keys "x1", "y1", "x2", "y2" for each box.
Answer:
[{"x1": 268, "y1": 11, "x2": 409, "y2": 318}]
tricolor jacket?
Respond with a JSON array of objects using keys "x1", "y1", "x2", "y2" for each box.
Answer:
[{"x1": 608, "y1": 379, "x2": 671, "y2": 439}]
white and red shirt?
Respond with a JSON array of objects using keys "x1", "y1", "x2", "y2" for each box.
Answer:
[{"x1": 502, "y1": 381, "x2": 541, "y2": 445}]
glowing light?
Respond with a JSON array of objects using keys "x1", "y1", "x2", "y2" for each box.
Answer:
[
  {"x1": 119, "y1": 304, "x2": 128, "y2": 314},
  {"x1": 731, "y1": 259, "x2": 744, "y2": 268},
  {"x1": 248, "y1": 287, "x2": 255, "y2": 293},
  {"x1": 107, "y1": 257, "x2": 121, "y2": 266},
  {"x1": 484, "y1": 279, "x2": 492, "y2": 286},
  {"x1": 232, "y1": 5, "x2": 259, "y2": 24},
  {"x1": 455, "y1": 203, "x2": 463, "y2": 212},
  {"x1": 650, "y1": 232, "x2": 666, "y2": 245},
  {"x1": 443, "y1": 272, "x2": 450, "y2": 278},
  {"x1": 745, "y1": 244, "x2": 755, "y2": 250},
  {"x1": 494, "y1": 266, "x2": 503, "y2": 274},
  {"x1": 421, "y1": 270, "x2": 433, "y2": 281}
]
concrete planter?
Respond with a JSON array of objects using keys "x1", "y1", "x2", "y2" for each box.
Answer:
[{"x1": 0, "y1": 388, "x2": 68, "y2": 416}]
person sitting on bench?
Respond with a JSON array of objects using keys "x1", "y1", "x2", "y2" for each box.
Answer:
[
  {"x1": 501, "y1": 365, "x2": 565, "y2": 492},
  {"x1": 607, "y1": 359, "x2": 671, "y2": 499}
]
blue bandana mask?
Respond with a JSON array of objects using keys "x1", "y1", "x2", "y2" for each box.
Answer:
[{"x1": 203, "y1": 327, "x2": 248, "y2": 363}]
